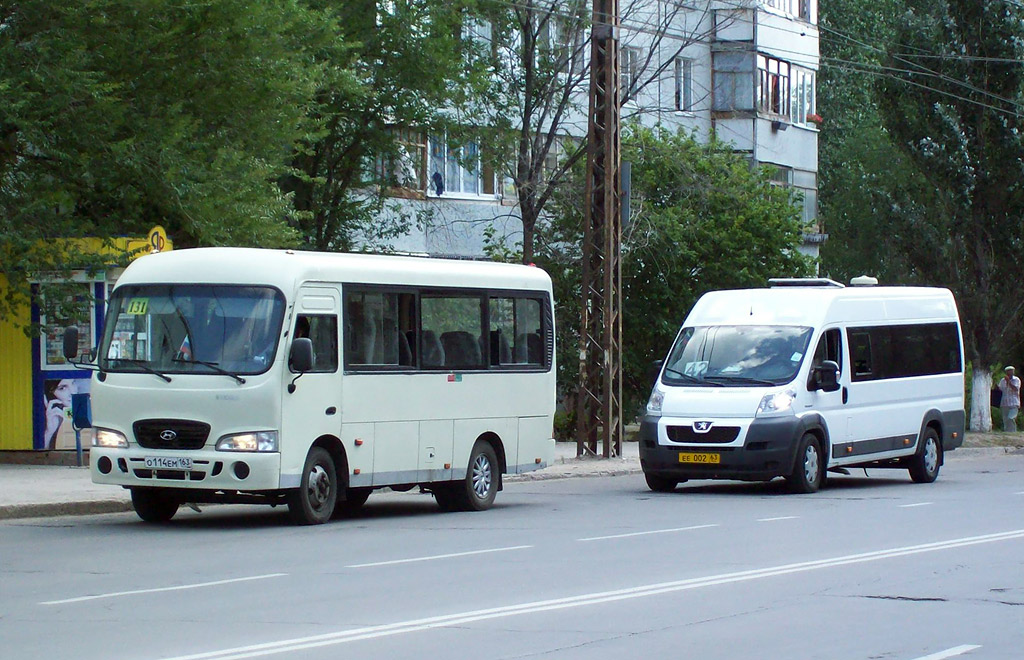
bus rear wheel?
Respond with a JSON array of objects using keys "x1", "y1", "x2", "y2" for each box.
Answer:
[
  {"x1": 131, "y1": 487, "x2": 179, "y2": 523},
  {"x1": 288, "y1": 447, "x2": 337, "y2": 524},
  {"x1": 449, "y1": 441, "x2": 499, "y2": 511}
]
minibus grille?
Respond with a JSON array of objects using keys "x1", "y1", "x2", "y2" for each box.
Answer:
[
  {"x1": 667, "y1": 425, "x2": 740, "y2": 444},
  {"x1": 134, "y1": 419, "x2": 211, "y2": 450}
]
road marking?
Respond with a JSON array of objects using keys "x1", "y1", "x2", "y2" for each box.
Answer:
[
  {"x1": 911, "y1": 644, "x2": 981, "y2": 659},
  {"x1": 899, "y1": 502, "x2": 934, "y2": 508},
  {"x1": 758, "y1": 516, "x2": 798, "y2": 522},
  {"x1": 1015, "y1": 492, "x2": 1024, "y2": 496},
  {"x1": 346, "y1": 545, "x2": 532, "y2": 568},
  {"x1": 578, "y1": 524, "x2": 718, "y2": 542},
  {"x1": 160, "y1": 529, "x2": 1024, "y2": 660},
  {"x1": 40, "y1": 573, "x2": 287, "y2": 606}
]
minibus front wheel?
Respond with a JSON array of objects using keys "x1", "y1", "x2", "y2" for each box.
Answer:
[
  {"x1": 787, "y1": 433, "x2": 824, "y2": 494},
  {"x1": 131, "y1": 487, "x2": 179, "y2": 523},
  {"x1": 288, "y1": 447, "x2": 338, "y2": 524},
  {"x1": 908, "y1": 427, "x2": 941, "y2": 483},
  {"x1": 644, "y1": 473, "x2": 679, "y2": 493}
]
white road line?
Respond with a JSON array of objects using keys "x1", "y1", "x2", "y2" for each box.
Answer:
[
  {"x1": 578, "y1": 524, "x2": 718, "y2": 542},
  {"x1": 899, "y1": 502, "x2": 934, "y2": 508},
  {"x1": 758, "y1": 516, "x2": 799, "y2": 522},
  {"x1": 40, "y1": 573, "x2": 287, "y2": 606},
  {"x1": 1015, "y1": 492, "x2": 1024, "y2": 496},
  {"x1": 911, "y1": 644, "x2": 981, "y2": 660},
  {"x1": 346, "y1": 545, "x2": 532, "y2": 568},
  {"x1": 160, "y1": 529, "x2": 1024, "y2": 660}
]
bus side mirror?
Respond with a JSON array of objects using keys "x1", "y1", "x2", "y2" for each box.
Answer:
[
  {"x1": 63, "y1": 326, "x2": 80, "y2": 360},
  {"x1": 289, "y1": 338, "x2": 314, "y2": 373},
  {"x1": 811, "y1": 360, "x2": 840, "y2": 392}
]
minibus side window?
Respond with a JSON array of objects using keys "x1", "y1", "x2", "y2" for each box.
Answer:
[
  {"x1": 345, "y1": 291, "x2": 415, "y2": 368},
  {"x1": 849, "y1": 330, "x2": 873, "y2": 380},
  {"x1": 811, "y1": 328, "x2": 842, "y2": 370},
  {"x1": 421, "y1": 294, "x2": 485, "y2": 370}
]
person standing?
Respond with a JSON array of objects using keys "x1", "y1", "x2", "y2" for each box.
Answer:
[{"x1": 997, "y1": 366, "x2": 1021, "y2": 432}]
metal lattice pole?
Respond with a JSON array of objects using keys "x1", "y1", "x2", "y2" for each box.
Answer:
[{"x1": 576, "y1": 0, "x2": 622, "y2": 459}]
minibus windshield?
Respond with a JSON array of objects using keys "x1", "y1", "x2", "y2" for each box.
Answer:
[
  {"x1": 662, "y1": 325, "x2": 813, "y2": 387},
  {"x1": 99, "y1": 285, "x2": 286, "y2": 376}
]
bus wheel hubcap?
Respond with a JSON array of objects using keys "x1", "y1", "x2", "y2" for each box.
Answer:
[
  {"x1": 308, "y1": 465, "x2": 330, "y2": 508},
  {"x1": 472, "y1": 455, "x2": 492, "y2": 498}
]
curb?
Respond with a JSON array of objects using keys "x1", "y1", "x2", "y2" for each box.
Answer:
[{"x1": 0, "y1": 500, "x2": 134, "y2": 521}]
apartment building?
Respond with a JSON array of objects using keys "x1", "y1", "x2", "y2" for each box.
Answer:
[{"x1": 376, "y1": 0, "x2": 824, "y2": 259}]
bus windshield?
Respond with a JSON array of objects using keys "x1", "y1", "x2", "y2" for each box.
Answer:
[
  {"x1": 662, "y1": 325, "x2": 813, "y2": 387},
  {"x1": 99, "y1": 285, "x2": 286, "y2": 376}
]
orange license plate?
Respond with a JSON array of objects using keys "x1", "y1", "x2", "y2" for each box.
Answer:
[{"x1": 678, "y1": 452, "x2": 720, "y2": 464}]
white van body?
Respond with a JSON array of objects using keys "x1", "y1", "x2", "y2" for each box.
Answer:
[
  {"x1": 84, "y1": 248, "x2": 555, "y2": 523},
  {"x1": 640, "y1": 280, "x2": 965, "y2": 492}
]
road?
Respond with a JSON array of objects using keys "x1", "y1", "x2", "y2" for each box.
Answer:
[{"x1": 2, "y1": 452, "x2": 1023, "y2": 660}]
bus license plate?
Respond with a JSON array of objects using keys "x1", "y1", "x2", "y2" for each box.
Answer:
[
  {"x1": 144, "y1": 456, "x2": 193, "y2": 470},
  {"x1": 678, "y1": 452, "x2": 720, "y2": 464}
]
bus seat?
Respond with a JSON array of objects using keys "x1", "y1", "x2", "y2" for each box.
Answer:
[
  {"x1": 422, "y1": 330, "x2": 445, "y2": 367},
  {"x1": 441, "y1": 331, "x2": 481, "y2": 367}
]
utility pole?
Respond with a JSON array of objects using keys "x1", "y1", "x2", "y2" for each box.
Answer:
[{"x1": 576, "y1": 0, "x2": 622, "y2": 459}]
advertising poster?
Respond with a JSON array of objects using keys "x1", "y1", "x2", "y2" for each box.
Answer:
[{"x1": 41, "y1": 377, "x2": 91, "y2": 451}]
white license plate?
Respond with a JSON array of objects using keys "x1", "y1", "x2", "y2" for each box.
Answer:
[{"x1": 144, "y1": 456, "x2": 193, "y2": 470}]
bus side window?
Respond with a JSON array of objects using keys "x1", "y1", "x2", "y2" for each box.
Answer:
[
  {"x1": 292, "y1": 315, "x2": 338, "y2": 373},
  {"x1": 812, "y1": 328, "x2": 842, "y2": 370},
  {"x1": 849, "y1": 330, "x2": 872, "y2": 380}
]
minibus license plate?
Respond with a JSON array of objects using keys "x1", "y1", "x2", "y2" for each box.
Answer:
[
  {"x1": 144, "y1": 456, "x2": 193, "y2": 470},
  {"x1": 678, "y1": 452, "x2": 719, "y2": 464}
]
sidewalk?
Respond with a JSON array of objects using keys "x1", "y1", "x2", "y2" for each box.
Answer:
[{"x1": 0, "y1": 442, "x2": 641, "y2": 521}]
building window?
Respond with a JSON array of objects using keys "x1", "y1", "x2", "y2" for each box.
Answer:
[
  {"x1": 428, "y1": 134, "x2": 493, "y2": 197},
  {"x1": 757, "y1": 54, "x2": 790, "y2": 116},
  {"x1": 674, "y1": 57, "x2": 693, "y2": 112},
  {"x1": 712, "y1": 50, "x2": 755, "y2": 111},
  {"x1": 379, "y1": 128, "x2": 427, "y2": 193},
  {"x1": 791, "y1": 68, "x2": 816, "y2": 127},
  {"x1": 620, "y1": 46, "x2": 641, "y2": 101}
]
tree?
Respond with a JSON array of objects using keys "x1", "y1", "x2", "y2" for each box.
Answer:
[
  {"x1": 873, "y1": 0, "x2": 1024, "y2": 430},
  {"x1": 282, "y1": 0, "x2": 484, "y2": 252},
  {"x1": 470, "y1": 0, "x2": 719, "y2": 264},
  {"x1": 538, "y1": 126, "x2": 812, "y2": 416},
  {"x1": 0, "y1": 0, "x2": 326, "y2": 324}
]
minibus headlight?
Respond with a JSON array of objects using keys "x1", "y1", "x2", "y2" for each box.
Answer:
[
  {"x1": 91, "y1": 428, "x2": 128, "y2": 448},
  {"x1": 757, "y1": 389, "x2": 796, "y2": 415},
  {"x1": 647, "y1": 389, "x2": 664, "y2": 416},
  {"x1": 216, "y1": 431, "x2": 279, "y2": 452}
]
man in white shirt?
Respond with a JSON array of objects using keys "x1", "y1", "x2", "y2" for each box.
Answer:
[{"x1": 997, "y1": 365, "x2": 1021, "y2": 432}]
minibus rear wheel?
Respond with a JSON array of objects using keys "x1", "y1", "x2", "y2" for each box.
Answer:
[
  {"x1": 787, "y1": 433, "x2": 824, "y2": 494},
  {"x1": 131, "y1": 487, "x2": 179, "y2": 523},
  {"x1": 451, "y1": 441, "x2": 499, "y2": 511},
  {"x1": 908, "y1": 428, "x2": 941, "y2": 483},
  {"x1": 288, "y1": 447, "x2": 338, "y2": 524}
]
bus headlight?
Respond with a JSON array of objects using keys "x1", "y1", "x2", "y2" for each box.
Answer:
[
  {"x1": 91, "y1": 428, "x2": 129, "y2": 448},
  {"x1": 216, "y1": 431, "x2": 279, "y2": 452},
  {"x1": 757, "y1": 389, "x2": 796, "y2": 416}
]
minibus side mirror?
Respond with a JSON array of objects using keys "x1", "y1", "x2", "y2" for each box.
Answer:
[
  {"x1": 647, "y1": 359, "x2": 664, "y2": 385},
  {"x1": 62, "y1": 326, "x2": 80, "y2": 360},
  {"x1": 811, "y1": 360, "x2": 841, "y2": 392},
  {"x1": 289, "y1": 338, "x2": 314, "y2": 373}
]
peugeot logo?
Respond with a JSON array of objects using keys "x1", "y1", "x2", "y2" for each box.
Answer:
[
  {"x1": 692, "y1": 421, "x2": 714, "y2": 433},
  {"x1": 159, "y1": 429, "x2": 178, "y2": 441}
]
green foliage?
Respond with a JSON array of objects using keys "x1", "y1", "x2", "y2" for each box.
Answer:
[
  {"x1": 538, "y1": 126, "x2": 813, "y2": 415},
  {"x1": 1, "y1": 0, "x2": 325, "y2": 322}
]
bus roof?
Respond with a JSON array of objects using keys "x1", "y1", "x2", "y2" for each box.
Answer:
[
  {"x1": 685, "y1": 285, "x2": 959, "y2": 328},
  {"x1": 113, "y1": 248, "x2": 552, "y2": 294}
]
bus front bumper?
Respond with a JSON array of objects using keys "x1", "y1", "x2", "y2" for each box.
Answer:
[{"x1": 90, "y1": 447, "x2": 283, "y2": 492}]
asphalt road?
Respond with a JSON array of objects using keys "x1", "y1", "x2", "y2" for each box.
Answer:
[{"x1": 2, "y1": 452, "x2": 1023, "y2": 660}]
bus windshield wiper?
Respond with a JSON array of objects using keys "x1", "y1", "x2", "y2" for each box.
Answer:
[
  {"x1": 663, "y1": 367, "x2": 723, "y2": 386},
  {"x1": 110, "y1": 359, "x2": 172, "y2": 383},
  {"x1": 173, "y1": 357, "x2": 246, "y2": 384},
  {"x1": 702, "y1": 375, "x2": 778, "y2": 386}
]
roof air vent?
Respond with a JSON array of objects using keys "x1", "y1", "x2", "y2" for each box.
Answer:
[{"x1": 849, "y1": 275, "x2": 879, "y2": 287}]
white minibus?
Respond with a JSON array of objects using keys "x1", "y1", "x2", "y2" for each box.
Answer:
[
  {"x1": 66, "y1": 248, "x2": 556, "y2": 523},
  {"x1": 640, "y1": 278, "x2": 965, "y2": 493}
]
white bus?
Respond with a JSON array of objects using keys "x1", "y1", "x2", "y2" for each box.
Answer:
[
  {"x1": 66, "y1": 248, "x2": 556, "y2": 524},
  {"x1": 641, "y1": 278, "x2": 966, "y2": 493}
]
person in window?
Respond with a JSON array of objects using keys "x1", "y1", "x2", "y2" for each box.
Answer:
[{"x1": 998, "y1": 365, "x2": 1021, "y2": 432}]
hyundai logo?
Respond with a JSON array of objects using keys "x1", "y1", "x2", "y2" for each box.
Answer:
[
  {"x1": 159, "y1": 429, "x2": 178, "y2": 441},
  {"x1": 692, "y1": 421, "x2": 714, "y2": 433}
]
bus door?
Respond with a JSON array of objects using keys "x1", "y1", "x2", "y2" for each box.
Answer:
[{"x1": 281, "y1": 287, "x2": 342, "y2": 481}]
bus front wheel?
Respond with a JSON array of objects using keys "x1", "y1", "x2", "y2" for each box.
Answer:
[
  {"x1": 288, "y1": 447, "x2": 338, "y2": 524},
  {"x1": 909, "y1": 428, "x2": 941, "y2": 483},
  {"x1": 131, "y1": 487, "x2": 179, "y2": 523}
]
